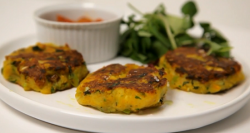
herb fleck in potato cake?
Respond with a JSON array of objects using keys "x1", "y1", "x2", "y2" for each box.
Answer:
[
  {"x1": 2, "y1": 43, "x2": 88, "y2": 94},
  {"x1": 159, "y1": 47, "x2": 245, "y2": 94},
  {"x1": 76, "y1": 64, "x2": 167, "y2": 114}
]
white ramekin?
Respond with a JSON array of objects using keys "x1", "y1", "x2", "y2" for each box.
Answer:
[{"x1": 34, "y1": 3, "x2": 122, "y2": 64}]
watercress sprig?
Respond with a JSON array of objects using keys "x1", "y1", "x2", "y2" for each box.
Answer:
[{"x1": 120, "y1": 1, "x2": 231, "y2": 63}]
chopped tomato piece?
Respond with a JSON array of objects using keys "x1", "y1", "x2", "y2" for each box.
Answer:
[
  {"x1": 77, "y1": 17, "x2": 92, "y2": 22},
  {"x1": 57, "y1": 15, "x2": 73, "y2": 22},
  {"x1": 56, "y1": 14, "x2": 103, "y2": 23},
  {"x1": 95, "y1": 18, "x2": 103, "y2": 22}
]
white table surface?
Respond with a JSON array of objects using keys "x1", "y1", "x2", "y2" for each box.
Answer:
[{"x1": 0, "y1": 0, "x2": 250, "y2": 132}]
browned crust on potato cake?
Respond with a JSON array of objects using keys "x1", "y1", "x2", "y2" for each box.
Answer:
[
  {"x1": 164, "y1": 47, "x2": 242, "y2": 83},
  {"x1": 5, "y1": 44, "x2": 85, "y2": 87},
  {"x1": 80, "y1": 64, "x2": 167, "y2": 94}
]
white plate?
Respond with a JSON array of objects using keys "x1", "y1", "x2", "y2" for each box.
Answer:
[{"x1": 0, "y1": 35, "x2": 249, "y2": 133}]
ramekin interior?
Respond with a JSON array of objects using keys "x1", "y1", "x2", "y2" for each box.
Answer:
[{"x1": 34, "y1": 3, "x2": 123, "y2": 26}]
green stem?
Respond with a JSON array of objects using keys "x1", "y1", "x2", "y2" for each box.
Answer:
[
  {"x1": 157, "y1": 14, "x2": 177, "y2": 49},
  {"x1": 128, "y1": 3, "x2": 144, "y2": 16}
]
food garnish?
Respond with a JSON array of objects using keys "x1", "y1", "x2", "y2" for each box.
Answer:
[
  {"x1": 120, "y1": 1, "x2": 231, "y2": 63},
  {"x1": 57, "y1": 15, "x2": 103, "y2": 23}
]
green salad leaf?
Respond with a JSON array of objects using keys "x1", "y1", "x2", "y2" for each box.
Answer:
[
  {"x1": 199, "y1": 22, "x2": 231, "y2": 58},
  {"x1": 120, "y1": 1, "x2": 231, "y2": 63},
  {"x1": 181, "y1": 1, "x2": 198, "y2": 17}
]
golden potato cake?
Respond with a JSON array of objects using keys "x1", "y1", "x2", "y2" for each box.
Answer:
[
  {"x1": 76, "y1": 64, "x2": 167, "y2": 114},
  {"x1": 2, "y1": 43, "x2": 88, "y2": 94},
  {"x1": 159, "y1": 47, "x2": 245, "y2": 94}
]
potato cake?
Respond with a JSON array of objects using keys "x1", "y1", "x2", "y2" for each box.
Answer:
[
  {"x1": 76, "y1": 64, "x2": 167, "y2": 114},
  {"x1": 2, "y1": 43, "x2": 88, "y2": 94},
  {"x1": 159, "y1": 47, "x2": 245, "y2": 94}
]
